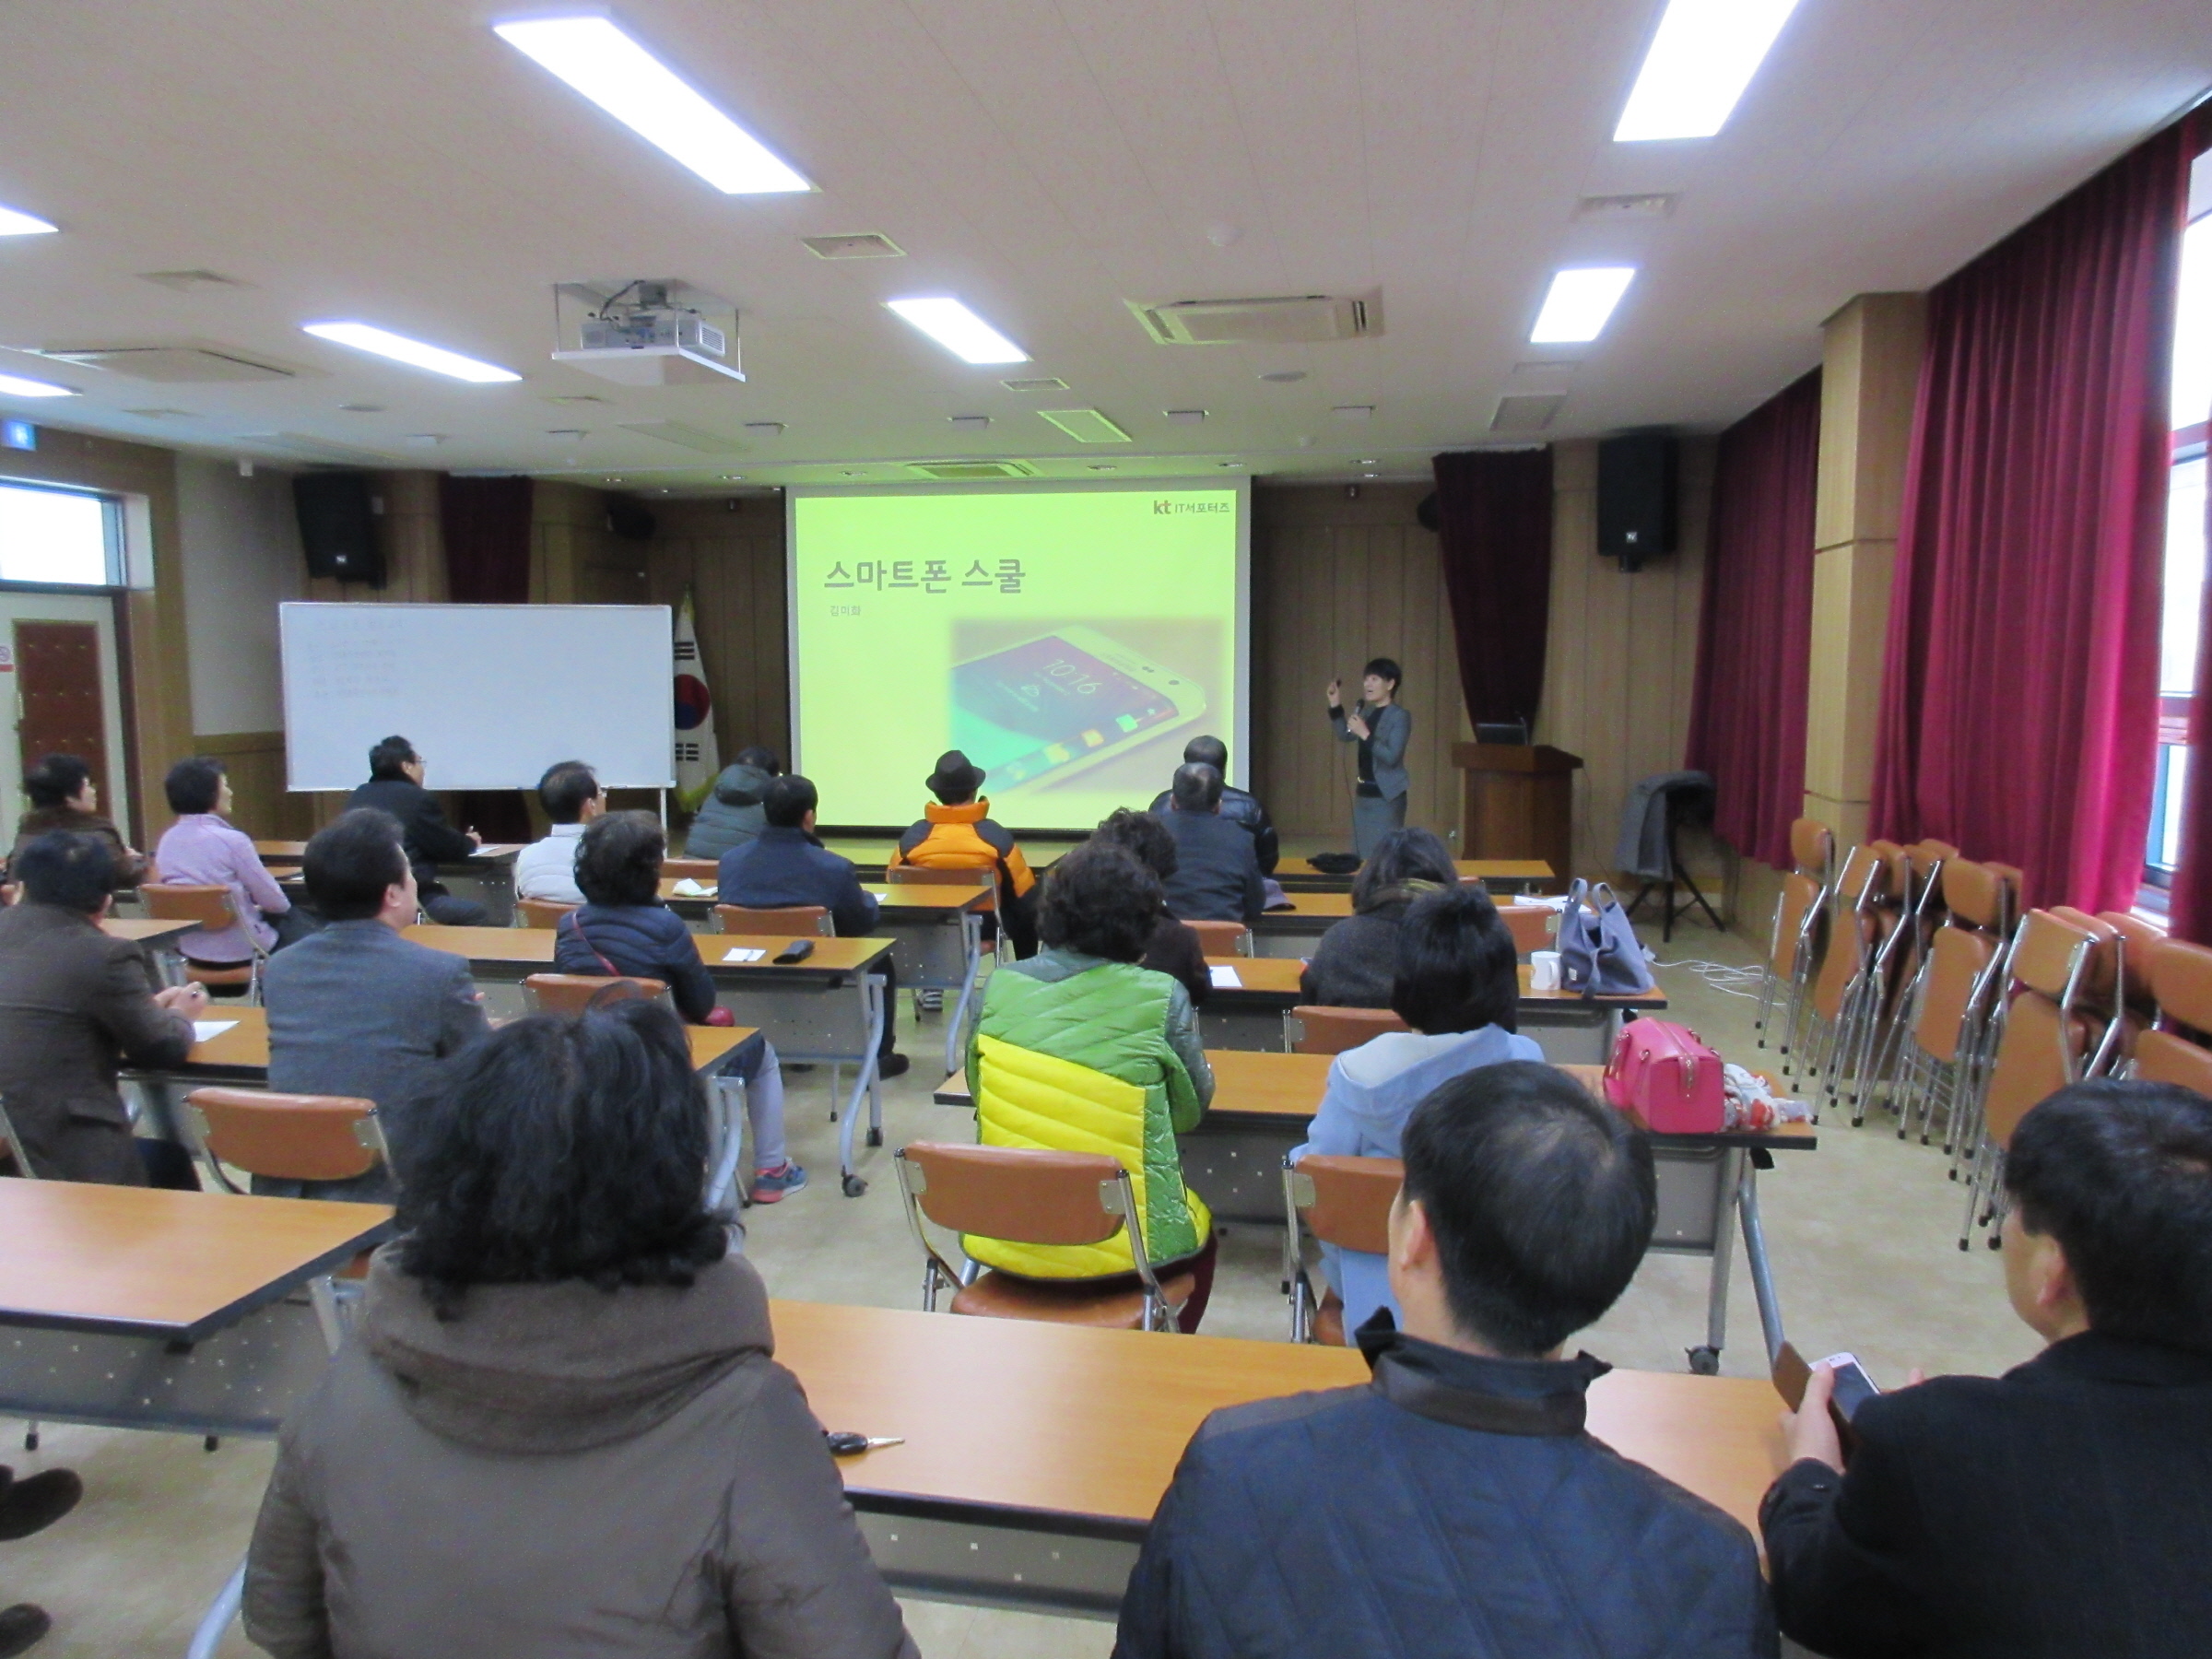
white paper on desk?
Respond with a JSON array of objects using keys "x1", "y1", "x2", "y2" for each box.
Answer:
[
  {"x1": 723, "y1": 947, "x2": 768, "y2": 964},
  {"x1": 863, "y1": 886, "x2": 890, "y2": 899},
  {"x1": 192, "y1": 1020, "x2": 239, "y2": 1042},
  {"x1": 1209, "y1": 965, "x2": 1243, "y2": 989},
  {"x1": 672, "y1": 877, "x2": 714, "y2": 897}
]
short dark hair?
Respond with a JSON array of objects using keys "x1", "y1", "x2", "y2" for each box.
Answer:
[
  {"x1": 1364, "y1": 656, "x2": 1403, "y2": 692},
  {"x1": 1171, "y1": 762, "x2": 1223, "y2": 813},
  {"x1": 1093, "y1": 806, "x2": 1178, "y2": 881},
  {"x1": 1353, "y1": 826, "x2": 1458, "y2": 912},
  {"x1": 1402, "y1": 1061, "x2": 1657, "y2": 1355},
  {"x1": 303, "y1": 808, "x2": 410, "y2": 921},
  {"x1": 734, "y1": 746, "x2": 781, "y2": 775},
  {"x1": 1037, "y1": 841, "x2": 1160, "y2": 963},
  {"x1": 163, "y1": 756, "x2": 226, "y2": 816},
  {"x1": 2007, "y1": 1079, "x2": 2212, "y2": 1350},
  {"x1": 763, "y1": 774, "x2": 818, "y2": 829},
  {"x1": 575, "y1": 811, "x2": 665, "y2": 907},
  {"x1": 15, "y1": 830, "x2": 117, "y2": 913},
  {"x1": 536, "y1": 760, "x2": 601, "y2": 824},
  {"x1": 24, "y1": 754, "x2": 92, "y2": 810},
  {"x1": 1391, "y1": 883, "x2": 1519, "y2": 1034},
  {"x1": 1182, "y1": 735, "x2": 1229, "y2": 771},
  {"x1": 368, "y1": 735, "x2": 418, "y2": 781},
  {"x1": 393, "y1": 999, "x2": 728, "y2": 1317}
]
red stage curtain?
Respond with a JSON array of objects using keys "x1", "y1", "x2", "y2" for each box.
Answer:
[
  {"x1": 440, "y1": 474, "x2": 534, "y2": 604},
  {"x1": 1870, "y1": 113, "x2": 2206, "y2": 913},
  {"x1": 1685, "y1": 371, "x2": 1821, "y2": 869},
  {"x1": 1431, "y1": 448, "x2": 1554, "y2": 729},
  {"x1": 2171, "y1": 459, "x2": 2212, "y2": 942}
]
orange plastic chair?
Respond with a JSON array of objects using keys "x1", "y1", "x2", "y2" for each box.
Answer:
[{"x1": 1284, "y1": 1155, "x2": 1403, "y2": 1344}]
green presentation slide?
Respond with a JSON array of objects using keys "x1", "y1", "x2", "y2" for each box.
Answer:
[{"x1": 790, "y1": 486, "x2": 1247, "y2": 830}]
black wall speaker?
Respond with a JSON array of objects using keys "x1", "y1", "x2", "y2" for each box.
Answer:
[
  {"x1": 607, "y1": 500, "x2": 657, "y2": 542},
  {"x1": 1596, "y1": 434, "x2": 1677, "y2": 572},
  {"x1": 292, "y1": 472, "x2": 384, "y2": 586}
]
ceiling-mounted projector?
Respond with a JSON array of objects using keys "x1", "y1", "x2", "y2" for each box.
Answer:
[{"x1": 550, "y1": 279, "x2": 744, "y2": 385}]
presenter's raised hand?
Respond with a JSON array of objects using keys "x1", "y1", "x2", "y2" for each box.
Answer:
[{"x1": 1325, "y1": 678, "x2": 1343, "y2": 710}]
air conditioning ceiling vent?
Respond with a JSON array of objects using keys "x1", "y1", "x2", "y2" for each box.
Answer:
[
  {"x1": 1127, "y1": 292, "x2": 1381, "y2": 346},
  {"x1": 905, "y1": 461, "x2": 1038, "y2": 480}
]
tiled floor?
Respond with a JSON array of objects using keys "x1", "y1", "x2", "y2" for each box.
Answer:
[{"x1": 1, "y1": 912, "x2": 2041, "y2": 1656}]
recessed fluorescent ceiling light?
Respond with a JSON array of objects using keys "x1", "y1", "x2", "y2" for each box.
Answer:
[
  {"x1": 0, "y1": 203, "x2": 58, "y2": 237},
  {"x1": 885, "y1": 299, "x2": 1029, "y2": 365},
  {"x1": 1529, "y1": 268, "x2": 1636, "y2": 344},
  {"x1": 301, "y1": 322, "x2": 521, "y2": 382},
  {"x1": 1614, "y1": 0, "x2": 1802, "y2": 142},
  {"x1": 494, "y1": 18, "x2": 810, "y2": 194},
  {"x1": 0, "y1": 371, "x2": 75, "y2": 397}
]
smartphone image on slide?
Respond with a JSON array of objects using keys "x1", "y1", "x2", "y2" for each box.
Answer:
[{"x1": 951, "y1": 626, "x2": 1206, "y2": 793}]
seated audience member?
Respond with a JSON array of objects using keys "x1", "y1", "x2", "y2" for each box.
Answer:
[
  {"x1": 1293, "y1": 883, "x2": 1541, "y2": 1333},
  {"x1": 513, "y1": 759, "x2": 603, "y2": 905},
  {"x1": 1117, "y1": 1062, "x2": 1775, "y2": 1659},
  {"x1": 1147, "y1": 735, "x2": 1278, "y2": 875},
  {"x1": 241, "y1": 1001, "x2": 917, "y2": 1659},
  {"x1": 718, "y1": 775, "x2": 909, "y2": 1080},
  {"x1": 7, "y1": 752, "x2": 147, "y2": 888},
  {"x1": 261, "y1": 810, "x2": 489, "y2": 1202},
  {"x1": 345, "y1": 735, "x2": 488, "y2": 926},
  {"x1": 0, "y1": 831, "x2": 206, "y2": 1184},
  {"x1": 888, "y1": 748, "x2": 1040, "y2": 958},
  {"x1": 1299, "y1": 826, "x2": 1460, "y2": 1008},
  {"x1": 684, "y1": 746, "x2": 781, "y2": 861},
  {"x1": 1764, "y1": 1077, "x2": 2212, "y2": 1659},
  {"x1": 154, "y1": 755, "x2": 312, "y2": 965},
  {"x1": 1152, "y1": 763, "x2": 1265, "y2": 926},
  {"x1": 1090, "y1": 806, "x2": 1210, "y2": 1006},
  {"x1": 966, "y1": 841, "x2": 1218, "y2": 1330},
  {"x1": 0, "y1": 1462, "x2": 85, "y2": 1657},
  {"x1": 555, "y1": 811, "x2": 805, "y2": 1200}
]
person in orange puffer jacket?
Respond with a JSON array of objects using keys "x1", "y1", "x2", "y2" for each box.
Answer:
[{"x1": 889, "y1": 750, "x2": 1040, "y2": 959}]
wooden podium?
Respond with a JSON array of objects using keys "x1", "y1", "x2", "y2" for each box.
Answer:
[{"x1": 1453, "y1": 744, "x2": 1581, "y2": 889}]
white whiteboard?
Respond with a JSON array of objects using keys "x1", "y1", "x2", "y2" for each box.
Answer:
[{"x1": 280, "y1": 603, "x2": 674, "y2": 792}]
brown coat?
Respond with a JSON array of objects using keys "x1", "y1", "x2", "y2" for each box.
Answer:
[
  {"x1": 7, "y1": 804, "x2": 149, "y2": 888},
  {"x1": 0, "y1": 900, "x2": 194, "y2": 1182},
  {"x1": 244, "y1": 1250, "x2": 919, "y2": 1659}
]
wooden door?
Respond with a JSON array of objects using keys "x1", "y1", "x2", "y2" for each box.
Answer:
[{"x1": 14, "y1": 620, "x2": 110, "y2": 807}]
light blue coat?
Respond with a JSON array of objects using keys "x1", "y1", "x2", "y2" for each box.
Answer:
[{"x1": 1292, "y1": 1023, "x2": 1544, "y2": 1333}]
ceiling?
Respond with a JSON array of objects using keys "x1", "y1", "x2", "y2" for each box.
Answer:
[{"x1": 0, "y1": 0, "x2": 2206, "y2": 492}]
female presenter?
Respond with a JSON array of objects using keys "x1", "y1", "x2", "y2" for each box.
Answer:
[{"x1": 1326, "y1": 658, "x2": 1411, "y2": 858}]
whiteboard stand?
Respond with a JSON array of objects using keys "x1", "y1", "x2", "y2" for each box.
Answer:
[{"x1": 659, "y1": 788, "x2": 668, "y2": 831}]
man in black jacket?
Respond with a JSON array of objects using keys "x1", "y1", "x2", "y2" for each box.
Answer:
[
  {"x1": 716, "y1": 775, "x2": 907, "y2": 1079},
  {"x1": 345, "y1": 735, "x2": 488, "y2": 925},
  {"x1": 1764, "y1": 1077, "x2": 2212, "y2": 1658},
  {"x1": 1147, "y1": 735, "x2": 1277, "y2": 875},
  {"x1": 1151, "y1": 764, "x2": 1264, "y2": 926},
  {"x1": 1114, "y1": 1062, "x2": 1775, "y2": 1659}
]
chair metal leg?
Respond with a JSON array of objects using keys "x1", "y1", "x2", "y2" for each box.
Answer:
[{"x1": 186, "y1": 1563, "x2": 245, "y2": 1659}]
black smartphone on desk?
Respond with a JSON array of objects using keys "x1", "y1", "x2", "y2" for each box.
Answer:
[{"x1": 772, "y1": 939, "x2": 815, "y2": 965}]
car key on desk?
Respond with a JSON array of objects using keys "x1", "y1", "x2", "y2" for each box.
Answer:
[{"x1": 825, "y1": 1430, "x2": 904, "y2": 1456}]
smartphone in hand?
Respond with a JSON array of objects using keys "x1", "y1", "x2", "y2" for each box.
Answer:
[{"x1": 1774, "y1": 1343, "x2": 1882, "y2": 1459}]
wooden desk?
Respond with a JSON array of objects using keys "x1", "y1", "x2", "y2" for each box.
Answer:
[
  {"x1": 769, "y1": 1298, "x2": 1781, "y2": 1615},
  {"x1": 1274, "y1": 856, "x2": 1555, "y2": 892},
  {"x1": 1198, "y1": 958, "x2": 1665, "y2": 1065},
  {"x1": 0, "y1": 1182, "x2": 391, "y2": 1442},
  {"x1": 153, "y1": 1006, "x2": 755, "y2": 1081},
  {"x1": 101, "y1": 917, "x2": 197, "y2": 947},
  {"x1": 403, "y1": 925, "x2": 898, "y2": 1196},
  {"x1": 259, "y1": 841, "x2": 525, "y2": 922}
]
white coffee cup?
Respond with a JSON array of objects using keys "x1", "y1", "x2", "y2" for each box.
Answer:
[{"x1": 1529, "y1": 950, "x2": 1561, "y2": 992}]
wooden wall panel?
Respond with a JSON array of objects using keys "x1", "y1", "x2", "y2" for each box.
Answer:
[
  {"x1": 0, "y1": 425, "x2": 190, "y2": 847},
  {"x1": 642, "y1": 497, "x2": 789, "y2": 767},
  {"x1": 1248, "y1": 485, "x2": 1462, "y2": 841},
  {"x1": 190, "y1": 730, "x2": 318, "y2": 841},
  {"x1": 1533, "y1": 438, "x2": 1719, "y2": 889}
]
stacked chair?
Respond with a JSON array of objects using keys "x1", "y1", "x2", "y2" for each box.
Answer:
[
  {"x1": 1840, "y1": 840, "x2": 1959, "y2": 1125},
  {"x1": 1754, "y1": 818, "x2": 1833, "y2": 1062},
  {"x1": 2129, "y1": 936, "x2": 2212, "y2": 1093},
  {"x1": 1792, "y1": 840, "x2": 1900, "y2": 1099},
  {"x1": 1955, "y1": 908, "x2": 2125, "y2": 1250},
  {"x1": 1881, "y1": 857, "x2": 2017, "y2": 1151}
]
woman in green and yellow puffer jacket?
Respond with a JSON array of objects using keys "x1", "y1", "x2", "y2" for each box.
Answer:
[{"x1": 964, "y1": 838, "x2": 1218, "y2": 1330}]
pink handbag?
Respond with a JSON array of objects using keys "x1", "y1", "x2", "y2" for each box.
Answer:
[{"x1": 1603, "y1": 1018, "x2": 1726, "y2": 1133}]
